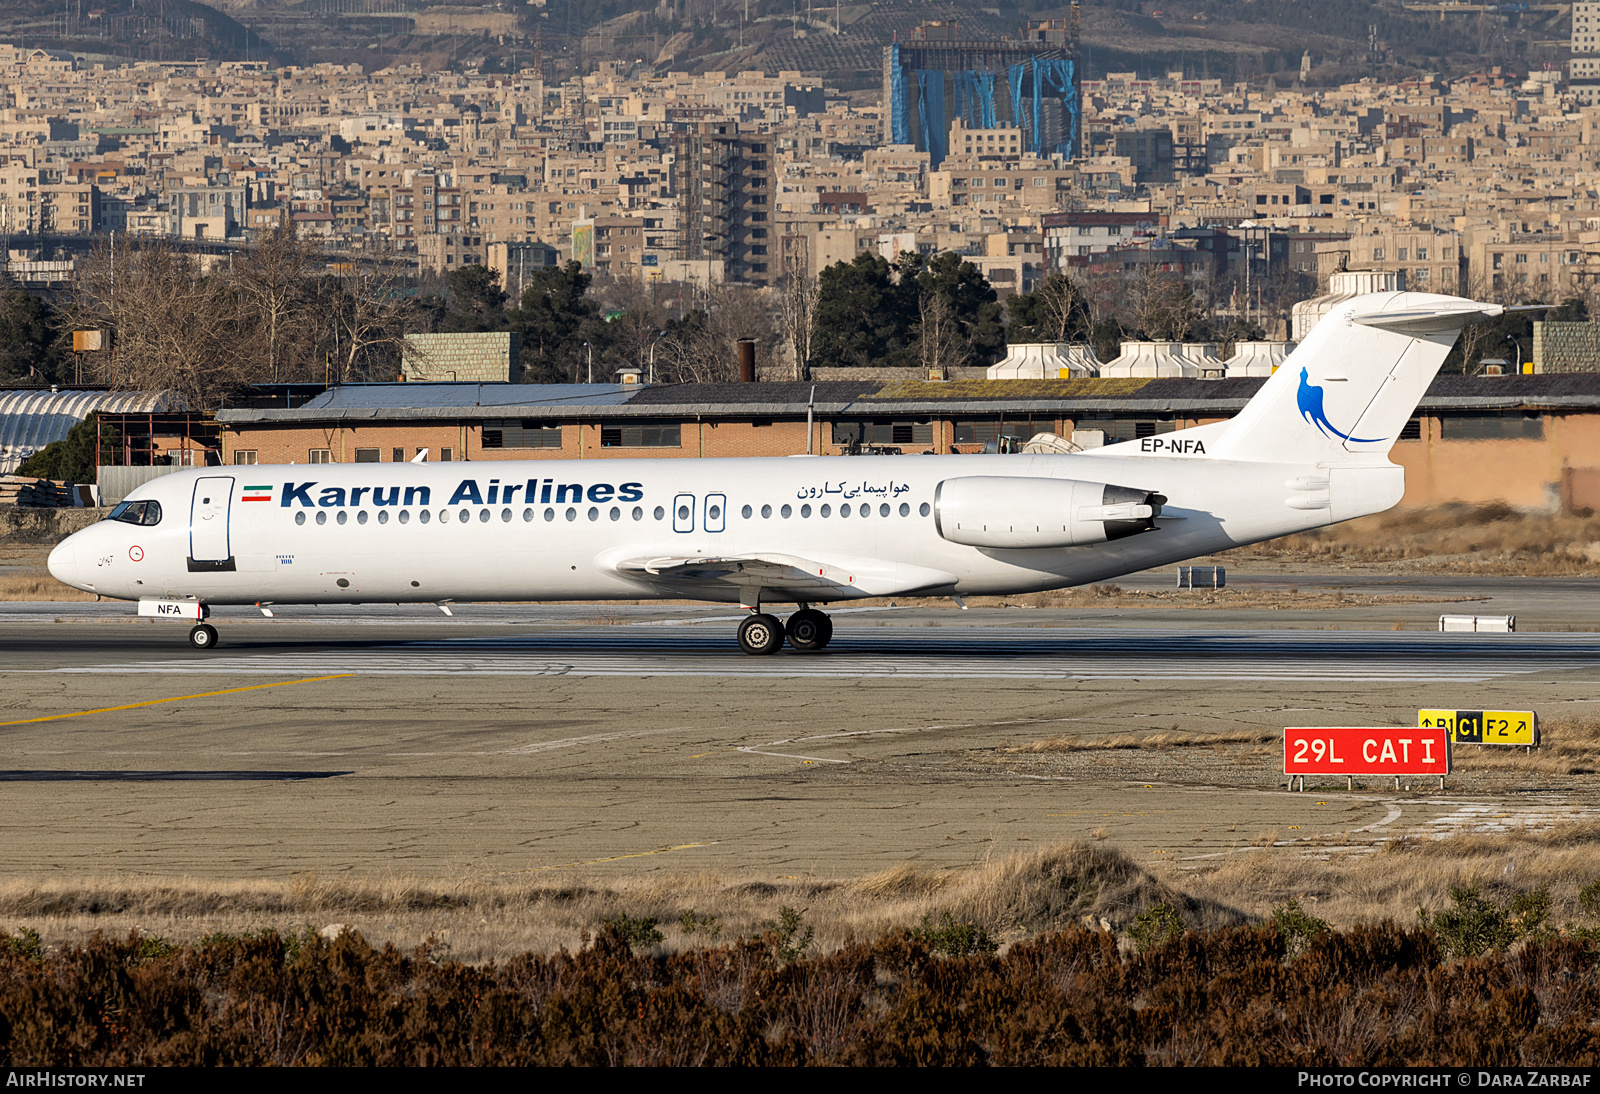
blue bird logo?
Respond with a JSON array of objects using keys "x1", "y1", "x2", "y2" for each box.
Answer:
[{"x1": 1296, "y1": 367, "x2": 1384, "y2": 443}]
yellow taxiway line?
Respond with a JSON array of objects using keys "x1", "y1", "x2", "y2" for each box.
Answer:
[{"x1": 0, "y1": 674, "x2": 356, "y2": 727}]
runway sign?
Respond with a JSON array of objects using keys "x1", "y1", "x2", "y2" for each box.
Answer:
[
  {"x1": 1418, "y1": 708, "x2": 1539, "y2": 747},
  {"x1": 1284, "y1": 727, "x2": 1452, "y2": 776}
]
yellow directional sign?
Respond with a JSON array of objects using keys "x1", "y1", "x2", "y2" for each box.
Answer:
[{"x1": 1418, "y1": 709, "x2": 1539, "y2": 747}]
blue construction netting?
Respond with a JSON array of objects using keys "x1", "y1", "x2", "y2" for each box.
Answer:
[
  {"x1": 1008, "y1": 62, "x2": 1027, "y2": 145},
  {"x1": 889, "y1": 43, "x2": 913, "y2": 146},
  {"x1": 955, "y1": 70, "x2": 997, "y2": 130},
  {"x1": 1008, "y1": 58, "x2": 1079, "y2": 157},
  {"x1": 916, "y1": 69, "x2": 948, "y2": 166}
]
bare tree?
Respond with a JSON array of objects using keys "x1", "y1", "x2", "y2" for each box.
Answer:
[
  {"x1": 655, "y1": 283, "x2": 778, "y2": 383},
  {"x1": 321, "y1": 266, "x2": 416, "y2": 384},
  {"x1": 231, "y1": 225, "x2": 313, "y2": 384},
  {"x1": 61, "y1": 240, "x2": 245, "y2": 408},
  {"x1": 917, "y1": 290, "x2": 967, "y2": 376},
  {"x1": 778, "y1": 259, "x2": 820, "y2": 380}
]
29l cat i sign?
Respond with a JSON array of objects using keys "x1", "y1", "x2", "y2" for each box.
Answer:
[{"x1": 1284, "y1": 728, "x2": 1452, "y2": 776}]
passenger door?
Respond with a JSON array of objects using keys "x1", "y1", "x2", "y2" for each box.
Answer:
[{"x1": 189, "y1": 476, "x2": 236, "y2": 571}]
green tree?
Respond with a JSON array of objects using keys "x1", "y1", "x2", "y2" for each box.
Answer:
[
  {"x1": 807, "y1": 252, "x2": 921, "y2": 370},
  {"x1": 913, "y1": 251, "x2": 1006, "y2": 365},
  {"x1": 442, "y1": 264, "x2": 508, "y2": 333},
  {"x1": 1007, "y1": 271, "x2": 1094, "y2": 344},
  {"x1": 17, "y1": 413, "x2": 108, "y2": 482},
  {"x1": 0, "y1": 283, "x2": 66, "y2": 384},
  {"x1": 508, "y1": 262, "x2": 605, "y2": 383}
]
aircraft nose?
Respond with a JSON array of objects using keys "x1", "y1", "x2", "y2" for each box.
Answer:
[{"x1": 47, "y1": 538, "x2": 81, "y2": 589}]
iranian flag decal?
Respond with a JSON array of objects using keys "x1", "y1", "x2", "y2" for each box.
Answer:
[{"x1": 242, "y1": 484, "x2": 273, "y2": 502}]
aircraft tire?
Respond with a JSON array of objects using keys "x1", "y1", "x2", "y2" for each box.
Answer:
[
  {"x1": 737, "y1": 613, "x2": 784, "y2": 655},
  {"x1": 786, "y1": 609, "x2": 831, "y2": 652},
  {"x1": 188, "y1": 623, "x2": 219, "y2": 650}
]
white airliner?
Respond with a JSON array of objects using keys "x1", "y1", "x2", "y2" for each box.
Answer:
[{"x1": 48, "y1": 291, "x2": 1499, "y2": 653}]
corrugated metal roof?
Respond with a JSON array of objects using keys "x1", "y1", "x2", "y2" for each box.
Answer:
[
  {"x1": 218, "y1": 383, "x2": 638, "y2": 422},
  {"x1": 628, "y1": 381, "x2": 881, "y2": 406},
  {"x1": 207, "y1": 372, "x2": 1600, "y2": 428},
  {"x1": 0, "y1": 389, "x2": 179, "y2": 473}
]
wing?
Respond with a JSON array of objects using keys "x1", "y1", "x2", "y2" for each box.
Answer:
[{"x1": 602, "y1": 550, "x2": 958, "y2": 608}]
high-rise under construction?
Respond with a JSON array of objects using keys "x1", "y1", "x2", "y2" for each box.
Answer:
[{"x1": 883, "y1": 18, "x2": 1080, "y2": 169}]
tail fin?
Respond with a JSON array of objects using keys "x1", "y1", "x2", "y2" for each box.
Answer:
[{"x1": 1209, "y1": 292, "x2": 1502, "y2": 464}]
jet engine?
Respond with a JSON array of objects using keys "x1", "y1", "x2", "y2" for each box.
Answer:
[{"x1": 933, "y1": 476, "x2": 1165, "y2": 549}]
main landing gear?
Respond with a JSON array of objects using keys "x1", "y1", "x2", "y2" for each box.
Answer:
[
  {"x1": 188, "y1": 623, "x2": 219, "y2": 650},
  {"x1": 736, "y1": 607, "x2": 833, "y2": 655}
]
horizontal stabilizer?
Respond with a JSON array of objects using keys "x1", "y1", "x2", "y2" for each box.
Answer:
[{"x1": 1351, "y1": 302, "x2": 1504, "y2": 334}]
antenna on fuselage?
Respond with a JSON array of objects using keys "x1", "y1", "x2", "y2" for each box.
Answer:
[
  {"x1": 411, "y1": 449, "x2": 428, "y2": 463},
  {"x1": 806, "y1": 385, "x2": 815, "y2": 455}
]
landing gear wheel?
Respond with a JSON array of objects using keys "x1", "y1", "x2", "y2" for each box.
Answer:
[
  {"x1": 737, "y1": 613, "x2": 784, "y2": 655},
  {"x1": 786, "y1": 608, "x2": 832, "y2": 652},
  {"x1": 188, "y1": 623, "x2": 219, "y2": 650}
]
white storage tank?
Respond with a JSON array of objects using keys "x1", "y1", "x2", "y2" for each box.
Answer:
[
  {"x1": 987, "y1": 342, "x2": 1101, "y2": 379},
  {"x1": 1099, "y1": 341, "x2": 1199, "y2": 378},
  {"x1": 1223, "y1": 341, "x2": 1296, "y2": 377}
]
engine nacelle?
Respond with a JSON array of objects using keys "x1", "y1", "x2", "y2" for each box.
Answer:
[{"x1": 933, "y1": 476, "x2": 1165, "y2": 549}]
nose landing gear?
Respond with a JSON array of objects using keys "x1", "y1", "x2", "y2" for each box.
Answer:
[{"x1": 188, "y1": 623, "x2": 219, "y2": 649}]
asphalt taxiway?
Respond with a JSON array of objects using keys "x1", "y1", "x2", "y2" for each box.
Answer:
[{"x1": 2, "y1": 583, "x2": 1598, "y2": 882}]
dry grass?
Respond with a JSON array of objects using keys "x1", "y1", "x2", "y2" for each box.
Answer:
[
  {"x1": 1003, "y1": 729, "x2": 1280, "y2": 754},
  {"x1": 0, "y1": 570, "x2": 99, "y2": 601},
  {"x1": 9, "y1": 826, "x2": 1600, "y2": 962},
  {"x1": 1447, "y1": 716, "x2": 1600, "y2": 776},
  {"x1": 1233, "y1": 503, "x2": 1600, "y2": 575},
  {"x1": 0, "y1": 844, "x2": 1235, "y2": 963},
  {"x1": 1172, "y1": 822, "x2": 1600, "y2": 930}
]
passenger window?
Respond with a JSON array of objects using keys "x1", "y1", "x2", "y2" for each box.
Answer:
[
  {"x1": 399, "y1": 510, "x2": 411, "y2": 524},
  {"x1": 653, "y1": 506, "x2": 665, "y2": 520},
  {"x1": 336, "y1": 511, "x2": 348, "y2": 525},
  {"x1": 741, "y1": 504, "x2": 753, "y2": 519},
  {"x1": 295, "y1": 511, "x2": 306, "y2": 526},
  {"x1": 316, "y1": 512, "x2": 327, "y2": 525},
  {"x1": 524, "y1": 508, "x2": 534, "y2": 522},
  {"x1": 419, "y1": 510, "x2": 430, "y2": 524},
  {"x1": 899, "y1": 503, "x2": 910, "y2": 517},
  {"x1": 801, "y1": 504, "x2": 811, "y2": 517},
  {"x1": 919, "y1": 502, "x2": 930, "y2": 517},
  {"x1": 879, "y1": 503, "x2": 890, "y2": 517},
  {"x1": 761, "y1": 504, "x2": 772, "y2": 518},
  {"x1": 820, "y1": 504, "x2": 831, "y2": 517},
  {"x1": 632, "y1": 506, "x2": 643, "y2": 521},
  {"x1": 358, "y1": 511, "x2": 369, "y2": 525},
  {"x1": 780, "y1": 504, "x2": 791, "y2": 518},
  {"x1": 379, "y1": 511, "x2": 390, "y2": 525}
]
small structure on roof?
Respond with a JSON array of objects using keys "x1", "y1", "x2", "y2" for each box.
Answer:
[
  {"x1": 1224, "y1": 341, "x2": 1297, "y2": 377},
  {"x1": 1100, "y1": 342, "x2": 1200, "y2": 378},
  {"x1": 987, "y1": 343, "x2": 1101, "y2": 379},
  {"x1": 402, "y1": 332, "x2": 522, "y2": 383}
]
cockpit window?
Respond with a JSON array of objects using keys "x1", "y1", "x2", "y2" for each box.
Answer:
[{"x1": 107, "y1": 500, "x2": 162, "y2": 527}]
